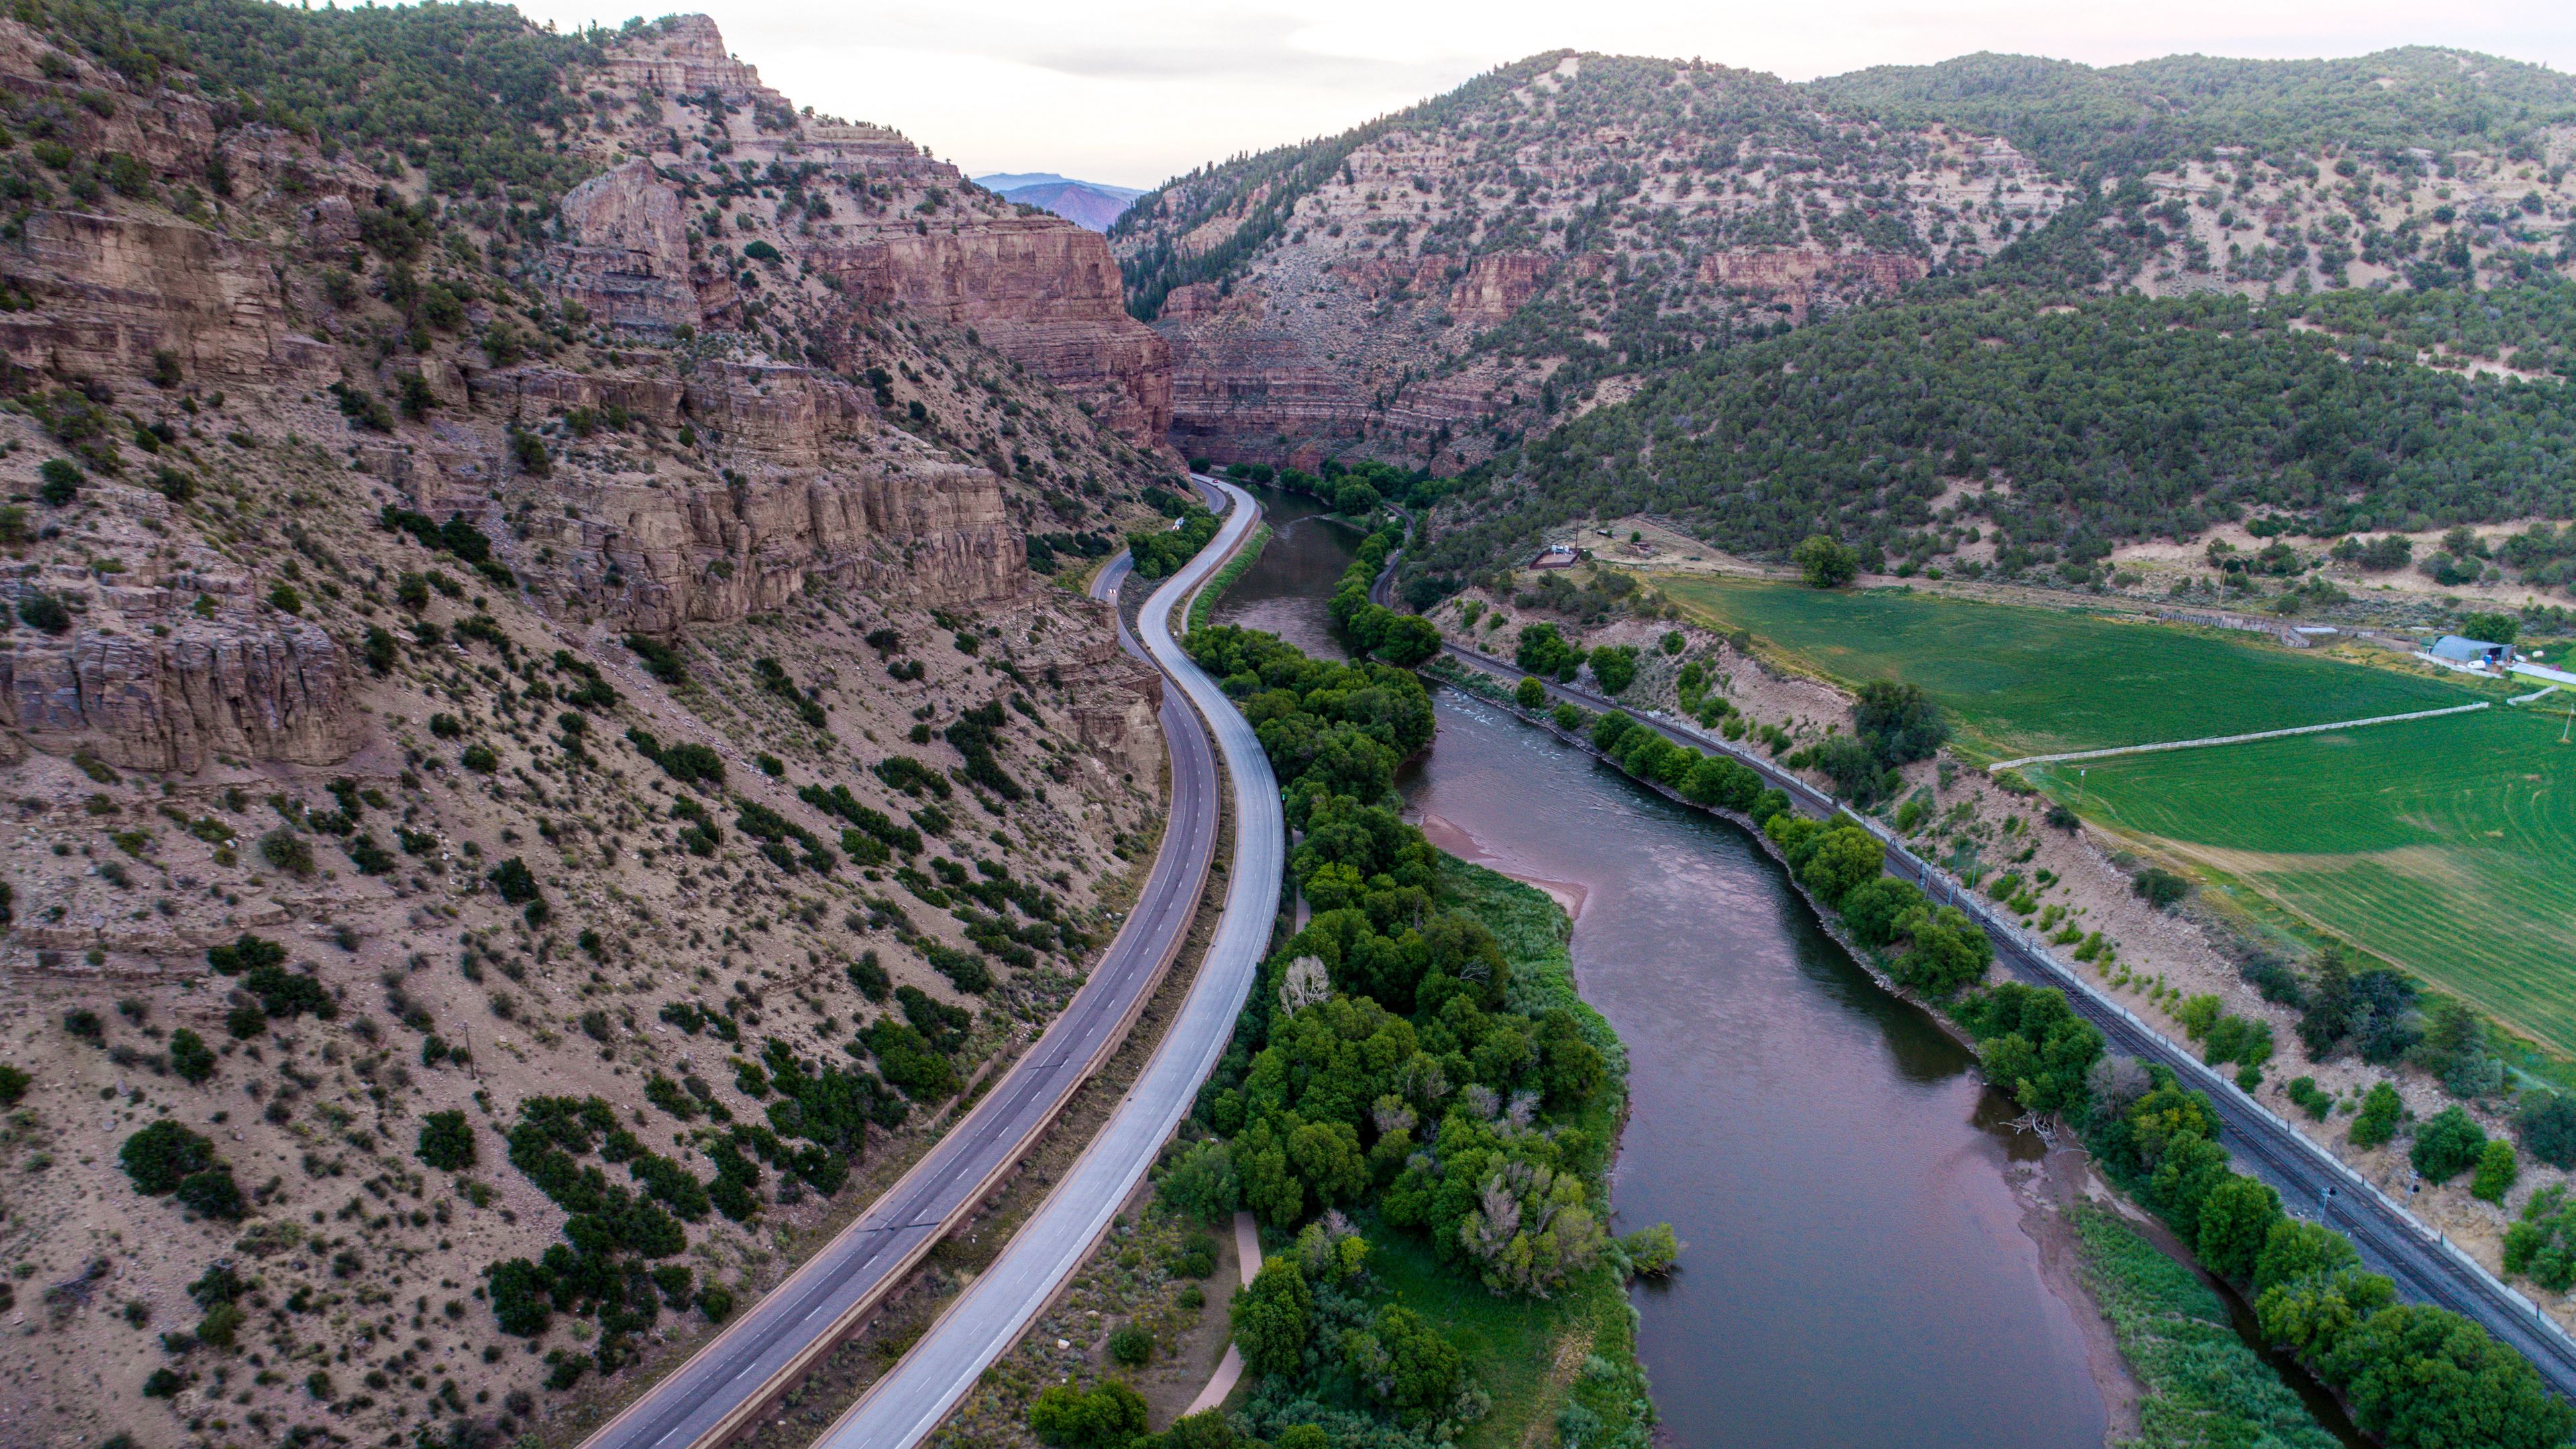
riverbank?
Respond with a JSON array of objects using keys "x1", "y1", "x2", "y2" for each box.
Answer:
[
  {"x1": 1419, "y1": 669, "x2": 2353, "y2": 1444},
  {"x1": 1407, "y1": 854, "x2": 1649, "y2": 1449}
]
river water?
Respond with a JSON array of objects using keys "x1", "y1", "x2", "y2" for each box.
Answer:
[
  {"x1": 1206, "y1": 484, "x2": 1370, "y2": 658},
  {"x1": 1216, "y1": 483, "x2": 2111, "y2": 1445}
]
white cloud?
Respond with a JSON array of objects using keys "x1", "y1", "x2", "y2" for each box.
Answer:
[{"x1": 514, "y1": 0, "x2": 2576, "y2": 187}]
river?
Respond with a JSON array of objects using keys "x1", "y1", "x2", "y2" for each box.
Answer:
[{"x1": 1213, "y1": 482, "x2": 2113, "y2": 1444}]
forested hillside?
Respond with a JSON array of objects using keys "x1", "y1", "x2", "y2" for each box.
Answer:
[
  {"x1": 1411, "y1": 288, "x2": 2576, "y2": 588},
  {"x1": 21, "y1": 0, "x2": 602, "y2": 199},
  {"x1": 1115, "y1": 52, "x2": 2074, "y2": 472},
  {"x1": 1120, "y1": 40, "x2": 2576, "y2": 484},
  {"x1": 1813, "y1": 48, "x2": 2576, "y2": 174}
]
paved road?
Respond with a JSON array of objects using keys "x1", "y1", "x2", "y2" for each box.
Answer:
[
  {"x1": 577, "y1": 513, "x2": 1243, "y2": 1449},
  {"x1": 1437, "y1": 643, "x2": 2576, "y2": 1398},
  {"x1": 812, "y1": 480, "x2": 1285, "y2": 1448}
]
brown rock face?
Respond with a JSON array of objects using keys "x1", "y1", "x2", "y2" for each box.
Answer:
[
  {"x1": 1701, "y1": 248, "x2": 1931, "y2": 324},
  {"x1": 0, "y1": 209, "x2": 331, "y2": 383},
  {"x1": 377, "y1": 360, "x2": 1029, "y2": 623},
  {"x1": 0, "y1": 616, "x2": 357, "y2": 771},
  {"x1": 825, "y1": 218, "x2": 1171, "y2": 444},
  {"x1": 543, "y1": 92, "x2": 1171, "y2": 450},
  {"x1": 1448, "y1": 252, "x2": 1555, "y2": 324},
  {"x1": 553, "y1": 160, "x2": 704, "y2": 336},
  {"x1": 517, "y1": 454, "x2": 1028, "y2": 632}
]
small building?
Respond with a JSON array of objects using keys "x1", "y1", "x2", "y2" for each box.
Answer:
[
  {"x1": 1531, "y1": 544, "x2": 1580, "y2": 570},
  {"x1": 2430, "y1": 635, "x2": 2513, "y2": 669}
]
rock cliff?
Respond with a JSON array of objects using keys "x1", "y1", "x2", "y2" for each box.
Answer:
[
  {"x1": 1116, "y1": 52, "x2": 2059, "y2": 471},
  {"x1": 547, "y1": 25, "x2": 1172, "y2": 449},
  {"x1": 1, "y1": 608, "x2": 355, "y2": 771}
]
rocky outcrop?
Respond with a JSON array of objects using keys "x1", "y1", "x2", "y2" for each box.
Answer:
[
  {"x1": 1164, "y1": 327, "x2": 1373, "y2": 466},
  {"x1": 821, "y1": 219, "x2": 1172, "y2": 446},
  {"x1": 508, "y1": 455, "x2": 1026, "y2": 631},
  {"x1": 0, "y1": 209, "x2": 331, "y2": 383},
  {"x1": 543, "y1": 52, "x2": 1173, "y2": 451},
  {"x1": 552, "y1": 160, "x2": 704, "y2": 335},
  {"x1": 1059, "y1": 627, "x2": 1165, "y2": 780},
  {"x1": 1700, "y1": 248, "x2": 1931, "y2": 323},
  {"x1": 0, "y1": 616, "x2": 357, "y2": 772}
]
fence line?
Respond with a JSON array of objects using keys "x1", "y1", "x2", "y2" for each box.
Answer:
[{"x1": 1985, "y1": 701, "x2": 2489, "y2": 773}]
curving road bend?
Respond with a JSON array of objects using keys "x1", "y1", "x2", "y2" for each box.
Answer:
[
  {"x1": 1436, "y1": 642, "x2": 2576, "y2": 1399},
  {"x1": 576, "y1": 498, "x2": 1254, "y2": 1449},
  {"x1": 811, "y1": 479, "x2": 1285, "y2": 1449}
]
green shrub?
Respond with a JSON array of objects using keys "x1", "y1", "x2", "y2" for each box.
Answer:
[
  {"x1": 0, "y1": 1063, "x2": 28, "y2": 1105},
  {"x1": 17, "y1": 592, "x2": 72, "y2": 634},
  {"x1": 488, "y1": 857, "x2": 541, "y2": 904},
  {"x1": 1028, "y1": 1379, "x2": 1148, "y2": 1447},
  {"x1": 38, "y1": 458, "x2": 81, "y2": 504},
  {"x1": 2177, "y1": 994, "x2": 2222, "y2": 1039},
  {"x1": 1106, "y1": 1321, "x2": 1152, "y2": 1365},
  {"x1": 846, "y1": 951, "x2": 890, "y2": 1002},
  {"x1": 168, "y1": 1028, "x2": 215, "y2": 1084},
  {"x1": 1587, "y1": 644, "x2": 1638, "y2": 694},
  {"x1": 2506, "y1": 1187, "x2": 2576, "y2": 1291},
  {"x1": 2133, "y1": 867, "x2": 2190, "y2": 910},
  {"x1": 417, "y1": 1110, "x2": 475, "y2": 1171},
  {"x1": 2471, "y1": 1140, "x2": 2518, "y2": 1204},
  {"x1": 1792, "y1": 534, "x2": 1859, "y2": 587},
  {"x1": 2518, "y1": 1092, "x2": 2576, "y2": 1169},
  {"x1": 2349, "y1": 1082, "x2": 2403, "y2": 1148},
  {"x1": 1157, "y1": 1140, "x2": 1240, "y2": 1224},
  {"x1": 258, "y1": 828, "x2": 313, "y2": 876},
  {"x1": 120, "y1": 1120, "x2": 217, "y2": 1195},
  {"x1": 1622, "y1": 1222, "x2": 1681, "y2": 1277},
  {"x1": 2409, "y1": 1106, "x2": 2486, "y2": 1183},
  {"x1": 206, "y1": 928, "x2": 284, "y2": 974},
  {"x1": 2286, "y1": 1077, "x2": 2332, "y2": 1120}
]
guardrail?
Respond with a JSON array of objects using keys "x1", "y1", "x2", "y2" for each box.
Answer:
[{"x1": 1438, "y1": 648, "x2": 2576, "y2": 1370}]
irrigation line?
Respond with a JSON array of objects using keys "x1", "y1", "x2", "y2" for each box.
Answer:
[{"x1": 1986, "y1": 701, "x2": 2490, "y2": 773}]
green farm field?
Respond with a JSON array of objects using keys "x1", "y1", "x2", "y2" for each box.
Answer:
[
  {"x1": 1657, "y1": 576, "x2": 2475, "y2": 761},
  {"x1": 2034, "y1": 706, "x2": 2576, "y2": 1054}
]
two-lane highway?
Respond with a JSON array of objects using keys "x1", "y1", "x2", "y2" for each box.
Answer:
[
  {"x1": 814, "y1": 478, "x2": 1285, "y2": 1448},
  {"x1": 578, "y1": 502, "x2": 1250, "y2": 1449}
]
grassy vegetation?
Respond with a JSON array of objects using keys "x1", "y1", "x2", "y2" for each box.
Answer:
[
  {"x1": 1440, "y1": 854, "x2": 1629, "y2": 1078},
  {"x1": 2037, "y1": 706, "x2": 2576, "y2": 1054},
  {"x1": 1363, "y1": 1231, "x2": 1635, "y2": 1449},
  {"x1": 1187, "y1": 523, "x2": 1270, "y2": 631},
  {"x1": 1659, "y1": 575, "x2": 2473, "y2": 761},
  {"x1": 1393, "y1": 854, "x2": 1644, "y2": 1449},
  {"x1": 2069, "y1": 1205, "x2": 2342, "y2": 1449}
]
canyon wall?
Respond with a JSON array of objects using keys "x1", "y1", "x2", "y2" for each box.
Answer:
[{"x1": 557, "y1": 21, "x2": 1172, "y2": 448}]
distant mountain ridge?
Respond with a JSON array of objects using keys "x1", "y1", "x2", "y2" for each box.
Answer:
[
  {"x1": 1110, "y1": 44, "x2": 2576, "y2": 476},
  {"x1": 975, "y1": 172, "x2": 1146, "y2": 231}
]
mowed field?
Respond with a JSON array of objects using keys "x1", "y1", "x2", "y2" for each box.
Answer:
[
  {"x1": 1657, "y1": 576, "x2": 2473, "y2": 761},
  {"x1": 1653, "y1": 575, "x2": 2576, "y2": 1049},
  {"x1": 2034, "y1": 706, "x2": 2576, "y2": 1054}
]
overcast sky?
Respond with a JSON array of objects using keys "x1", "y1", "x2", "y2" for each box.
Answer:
[{"x1": 506, "y1": 0, "x2": 2576, "y2": 191}]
